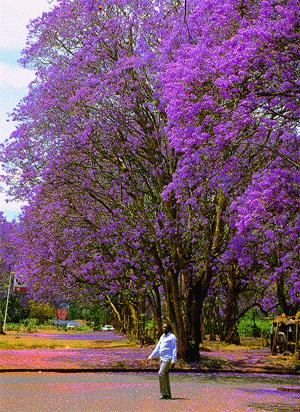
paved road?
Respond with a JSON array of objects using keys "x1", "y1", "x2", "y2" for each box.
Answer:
[{"x1": 0, "y1": 372, "x2": 299, "y2": 412}]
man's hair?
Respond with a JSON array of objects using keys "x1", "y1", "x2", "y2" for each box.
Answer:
[{"x1": 163, "y1": 322, "x2": 172, "y2": 333}]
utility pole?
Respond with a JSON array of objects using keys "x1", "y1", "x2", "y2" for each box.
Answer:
[{"x1": 3, "y1": 270, "x2": 12, "y2": 332}]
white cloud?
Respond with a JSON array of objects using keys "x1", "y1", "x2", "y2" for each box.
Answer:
[
  {"x1": 0, "y1": 0, "x2": 55, "y2": 50},
  {"x1": 0, "y1": 65, "x2": 32, "y2": 143},
  {"x1": 0, "y1": 63, "x2": 34, "y2": 90}
]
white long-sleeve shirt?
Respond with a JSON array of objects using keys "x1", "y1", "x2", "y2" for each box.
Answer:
[{"x1": 149, "y1": 332, "x2": 177, "y2": 362}]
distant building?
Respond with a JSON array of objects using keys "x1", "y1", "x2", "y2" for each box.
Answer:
[{"x1": 56, "y1": 303, "x2": 69, "y2": 320}]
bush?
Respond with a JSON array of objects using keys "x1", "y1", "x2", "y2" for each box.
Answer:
[
  {"x1": 24, "y1": 318, "x2": 39, "y2": 332},
  {"x1": 29, "y1": 301, "x2": 56, "y2": 324},
  {"x1": 74, "y1": 324, "x2": 91, "y2": 331},
  {"x1": 5, "y1": 320, "x2": 39, "y2": 332},
  {"x1": 238, "y1": 312, "x2": 271, "y2": 337},
  {"x1": 4, "y1": 323, "x2": 24, "y2": 332}
]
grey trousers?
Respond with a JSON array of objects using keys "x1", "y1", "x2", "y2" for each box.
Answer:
[{"x1": 158, "y1": 360, "x2": 172, "y2": 398}]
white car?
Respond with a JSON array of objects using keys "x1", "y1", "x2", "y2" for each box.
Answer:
[{"x1": 101, "y1": 325, "x2": 115, "y2": 331}]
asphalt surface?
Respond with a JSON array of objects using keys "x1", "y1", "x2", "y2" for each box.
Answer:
[{"x1": 1, "y1": 372, "x2": 299, "y2": 412}]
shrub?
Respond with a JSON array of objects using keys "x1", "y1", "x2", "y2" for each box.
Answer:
[
  {"x1": 24, "y1": 318, "x2": 39, "y2": 332},
  {"x1": 238, "y1": 313, "x2": 271, "y2": 337},
  {"x1": 4, "y1": 323, "x2": 24, "y2": 332},
  {"x1": 29, "y1": 301, "x2": 56, "y2": 324}
]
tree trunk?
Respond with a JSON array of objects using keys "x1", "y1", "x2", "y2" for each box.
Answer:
[
  {"x1": 163, "y1": 270, "x2": 191, "y2": 361},
  {"x1": 128, "y1": 302, "x2": 139, "y2": 339},
  {"x1": 220, "y1": 269, "x2": 240, "y2": 344},
  {"x1": 276, "y1": 273, "x2": 291, "y2": 316},
  {"x1": 205, "y1": 298, "x2": 217, "y2": 341},
  {"x1": 224, "y1": 323, "x2": 240, "y2": 344},
  {"x1": 106, "y1": 296, "x2": 125, "y2": 332},
  {"x1": 149, "y1": 286, "x2": 162, "y2": 338},
  {"x1": 181, "y1": 268, "x2": 201, "y2": 361},
  {"x1": 192, "y1": 274, "x2": 211, "y2": 357},
  {"x1": 0, "y1": 320, "x2": 4, "y2": 335}
]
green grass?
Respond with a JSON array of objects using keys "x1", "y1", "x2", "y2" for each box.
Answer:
[
  {"x1": 0, "y1": 332, "x2": 137, "y2": 350},
  {"x1": 201, "y1": 336, "x2": 266, "y2": 351}
]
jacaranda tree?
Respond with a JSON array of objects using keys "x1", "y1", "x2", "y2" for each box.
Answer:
[
  {"x1": 0, "y1": 214, "x2": 19, "y2": 333},
  {"x1": 2, "y1": 0, "x2": 299, "y2": 359},
  {"x1": 161, "y1": 0, "x2": 299, "y2": 336}
]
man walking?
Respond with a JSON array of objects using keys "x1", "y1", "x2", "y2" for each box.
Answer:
[{"x1": 147, "y1": 323, "x2": 177, "y2": 399}]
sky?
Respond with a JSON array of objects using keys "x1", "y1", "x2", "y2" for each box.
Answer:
[{"x1": 0, "y1": 0, "x2": 55, "y2": 221}]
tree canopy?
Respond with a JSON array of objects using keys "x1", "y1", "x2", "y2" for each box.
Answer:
[{"x1": 1, "y1": 0, "x2": 299, "y2": 359}]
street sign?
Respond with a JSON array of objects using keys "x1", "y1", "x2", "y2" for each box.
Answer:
[
  {"x1": 13, "y1": 275, "x2": 27, "y2": 293},
  {"x1": 56, "y1": 303, "x2": 69, "y2": 320}
]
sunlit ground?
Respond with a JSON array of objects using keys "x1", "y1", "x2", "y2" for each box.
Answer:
[
  {"x1": 0, "y1": 331, "x2": 297, "y2": 371},
  {"x1": 0, "y1": 372, "x2": 299, "y2": 412}
]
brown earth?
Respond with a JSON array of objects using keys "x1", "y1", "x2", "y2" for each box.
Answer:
[{"x1": 0, "y1": 332, "x2": 298, "y2": 373}]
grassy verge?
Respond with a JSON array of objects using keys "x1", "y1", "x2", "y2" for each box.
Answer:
[
  {"x1": 201, "y1": 337, "x2": 267, "y2": 351},
  {"x1": 0, "y1": 332, "x2": 137, "y2": 350}
]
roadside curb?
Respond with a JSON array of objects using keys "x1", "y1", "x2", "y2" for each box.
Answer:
[{"x1": 0, "y1": 367, "x2": 299, "y2": 375}]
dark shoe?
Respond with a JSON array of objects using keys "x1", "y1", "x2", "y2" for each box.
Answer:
[{"x1": 159, "y1": 396, "x2": 171, "y2": 399}]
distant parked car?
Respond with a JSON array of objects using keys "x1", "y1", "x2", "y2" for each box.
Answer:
[
  {"x1": 52, "y1": 319, "x2": 68, "y2": 327},
  {"x1": 52, "y1": 320, "x2": 81, "y2": 329},
  {"x1": 101, "y1": 325, "x2": 115, "y2": 331}
]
